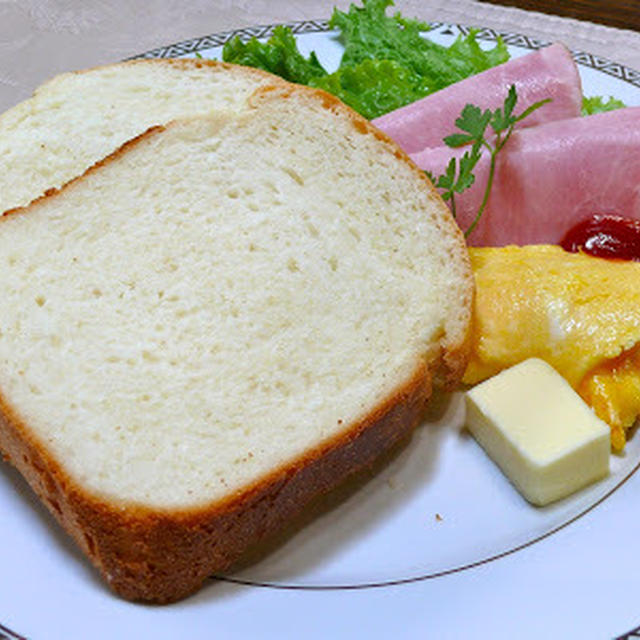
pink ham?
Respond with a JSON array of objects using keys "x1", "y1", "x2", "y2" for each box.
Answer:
[
  {"x1": 372, "y1": 43, "x2": 582, "y2": 155},
  {"x1": 412, "y1": 107, "x2": 640, "y2": 246}
]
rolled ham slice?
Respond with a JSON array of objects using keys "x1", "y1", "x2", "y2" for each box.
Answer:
[
  {"x1": 412, "y1": 107, "x2": 640, "y2": 246},
  {"x1": 372, "y1": 43, "x2": 582, "y2": 155}
]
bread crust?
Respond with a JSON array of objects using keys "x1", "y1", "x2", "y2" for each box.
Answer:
[
  {"x1": 26, "y1": 57, "x2": 289, "y2": 104},
  {"x1": 0, "y1": 362, "x2": 431, "y2": 602},
  {"x1": 0, "y1": 58, "x2": 288, "y2": 144},
  {"x1": 0, "y1": 79, "x2": 473, "y2": 603}
]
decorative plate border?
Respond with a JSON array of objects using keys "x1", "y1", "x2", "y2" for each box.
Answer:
[
  {"x1": 130, "y1": 19, "x2": 332, "y2": 59},
  {"x1": 131, "y1": 18, "x2": 640, "y2": 89},
  {"x1": 616, "y1": 624, "x2": 640, "y2": 640},
  {"x1": 0, "y1": 623, "x2": 26, "y2": 640}
]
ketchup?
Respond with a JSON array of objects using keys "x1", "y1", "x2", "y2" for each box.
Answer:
[{"x1": 560, "y1": 215, "x2": 640, "y2": 261}]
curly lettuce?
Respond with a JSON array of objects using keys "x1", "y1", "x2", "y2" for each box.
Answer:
[
  {"x1": 309, "y1": 59, "x2": 428, "y2": 120},
  {"x1": 222, "y1": 25, "x2": 326, "y2": 85},
  {"x1": 222, "y1": 0, "x2": 625, "y2": 120},
  {"x1": 330, "y1": 0, "x2": 508, "y2": 91},
  {"x1": 222, "y1": 0, "x2": 509, "y2": 119},
  {"x1": 582, "y1": 95, "x2": 626, "y2": 115}
]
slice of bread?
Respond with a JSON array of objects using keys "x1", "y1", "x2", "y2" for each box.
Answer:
[
  {"x1": 0, "y1": 83, "x2": 473, "y2": 602},
  {"x1": 0, "y1": 58, "x2": 285, "y2": 213}
]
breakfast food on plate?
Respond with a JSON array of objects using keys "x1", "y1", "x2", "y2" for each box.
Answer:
[
  {"x1": 220, "y1": 2, "x2": 632, "y2": 515},
  {"x1": 221, "y1": 0, "x2": 511, "y2": 120},
  {"x1": 412, "y1": 107, "x2": 640, "y2": 246},
  {"x1": 0, "y1": 58, "x2": 286, "y2": 212},
  {"x1": 466, "y1": 358, "x2": 610, "y2": 506},
  {"x1": 372, "y1": 43, "x2": 582, "y2": 154},
  {"x1": 560, "y1": 214, "x2": 640, "y2": 261},
  {"x1": 0, "y1": 83, "x2": 473, "y2": 602},
  {"x1": 465, "y1": 245, "x2": 640, "y2": 450}
]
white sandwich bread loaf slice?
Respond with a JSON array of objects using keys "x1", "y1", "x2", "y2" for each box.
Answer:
[
  {"x1": 0, "y1": 58, "x2": 285, "y2": 213},
  {"x1": 0, "y1": 83, "x2": 473, "y2": 602}
]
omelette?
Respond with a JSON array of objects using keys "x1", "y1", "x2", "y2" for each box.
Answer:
[{"x1": 465, "y1": 245, "x2": 640, "y2": 451}]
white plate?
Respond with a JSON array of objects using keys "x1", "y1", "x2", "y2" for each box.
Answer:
[{"x1": 3, "y1": 21, "x2": 640, "y2": 640}]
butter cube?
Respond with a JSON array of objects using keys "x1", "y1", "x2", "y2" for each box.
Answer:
[{"x1": 465, "y1": 358, "x2": 610, "y2": 506}]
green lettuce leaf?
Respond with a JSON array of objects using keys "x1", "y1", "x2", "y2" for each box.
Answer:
[
  {"x1": 447, "y1": 29, "x2": 510, "y2": 74},
  {"x1": 222, "y1": 0, "x2": 510, "y2": 119},
  {"x1": 329, "y1": 1, "x2": 508, "y2": 92},
  {"x1": 222, "y1": 25, "x2": 327, "y2": 84},
  {"x1": 581, "y1": 95, "x2": 626, "y2": 115},
  {"x1": 310, "y1": 59, "x2": 431, "y2": 119}
]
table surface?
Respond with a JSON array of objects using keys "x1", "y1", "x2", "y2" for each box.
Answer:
[
  {"x1": 1, "y1": 0, "x2": 639, "y2": 114},
  {"x1": 484, "y1": 0, "x2": 640, "y2": 31}
]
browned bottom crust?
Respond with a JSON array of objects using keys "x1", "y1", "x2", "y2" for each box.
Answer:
[
  {"x1": 0, "y1": 71, "x2": 473, "y2": 605},
  {"x1": 0, "y1": 360, "x2": 438, "y2": 603}
]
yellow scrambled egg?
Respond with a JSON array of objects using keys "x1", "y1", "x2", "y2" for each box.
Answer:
[{"x1": 465, "y1": 245, "x2": 640, "y2": 451}]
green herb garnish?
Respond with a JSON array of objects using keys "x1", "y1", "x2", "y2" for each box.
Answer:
[{"x1": 426, "y1": 85, "x2": 550, "y2": 237}]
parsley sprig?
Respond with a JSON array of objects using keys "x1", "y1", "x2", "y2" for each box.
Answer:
[{"x1": 426, "y1": 85, "x2": 550, "y2": 237}]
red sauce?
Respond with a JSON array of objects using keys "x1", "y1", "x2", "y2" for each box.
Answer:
[{"x1": 560, "y1": 215, "x2": 640, "y2": 261}]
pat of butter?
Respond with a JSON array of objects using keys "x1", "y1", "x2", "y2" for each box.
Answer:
[{"x1": 465, "y1": 358, "x2": 610, "y2": 506}]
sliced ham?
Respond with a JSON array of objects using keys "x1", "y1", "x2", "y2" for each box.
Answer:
[
  {"x1": 412, "y1": 107, "x2": 640, "y2": 246},
  {"x1": 372, "y1": 43, "x2": 582, "y2": 155}
]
